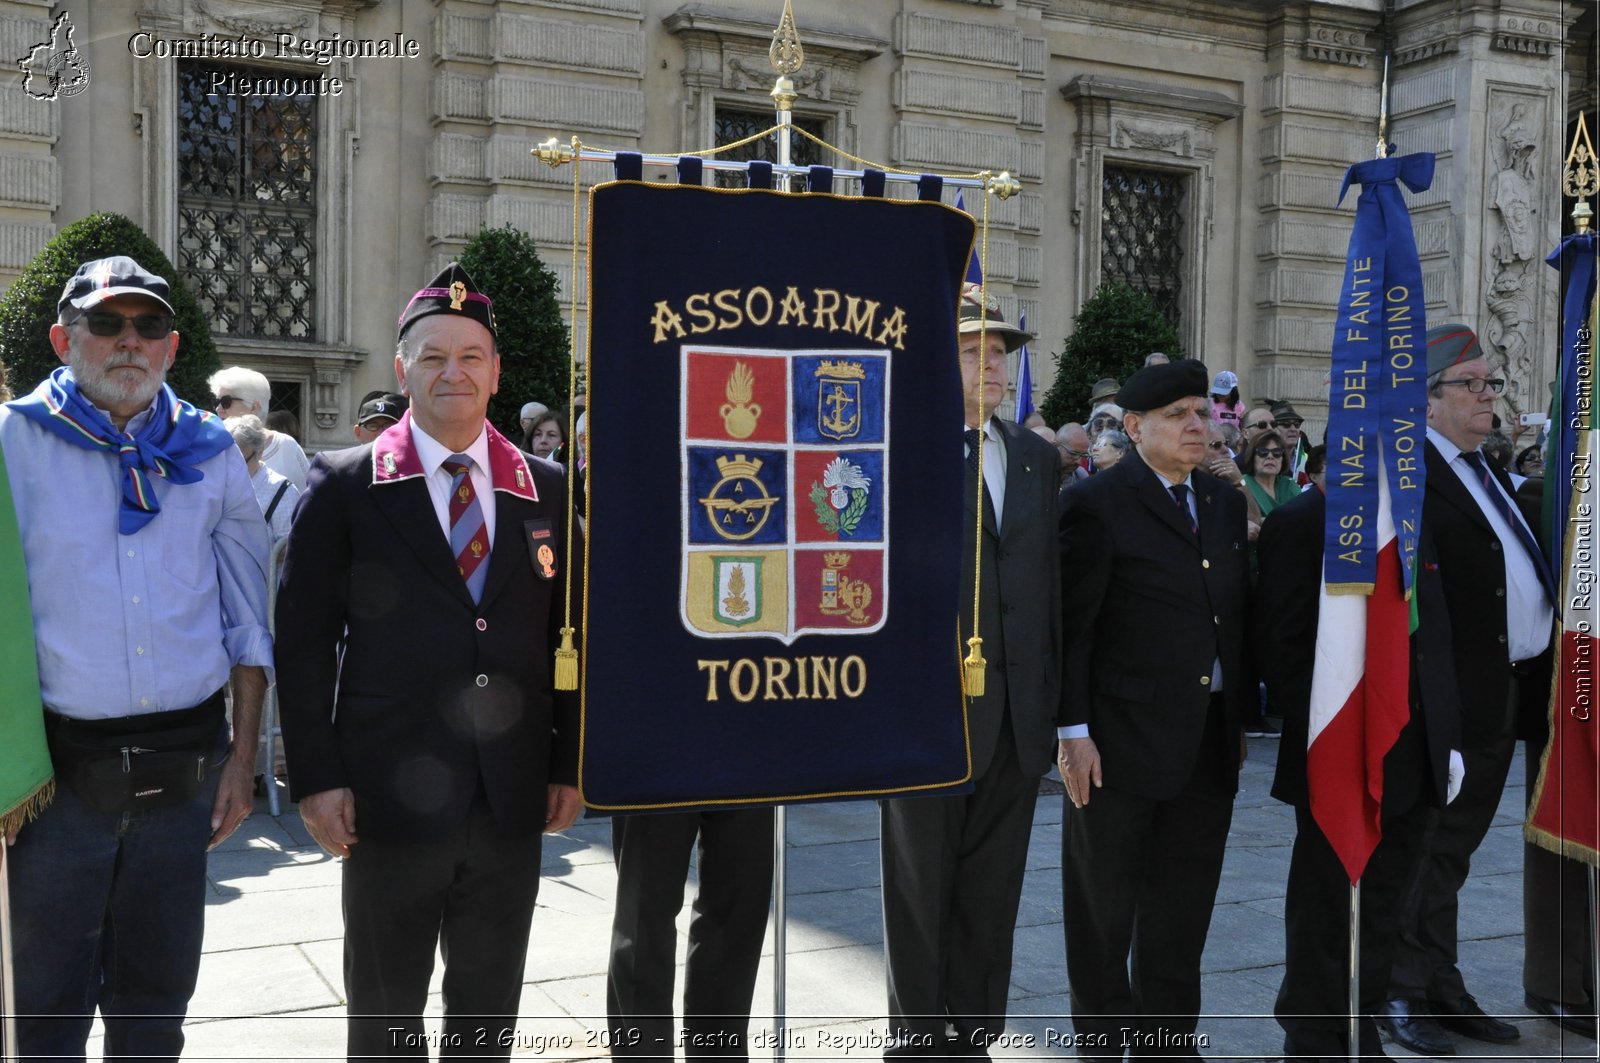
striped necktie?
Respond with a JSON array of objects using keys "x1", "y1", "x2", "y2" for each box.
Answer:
[
  {"x1": 442, "y1": 454, "x2": 489, "y2": 603},
  {"x1": 1461, "y1": 450, "x2": 1555, "y2": 602}
]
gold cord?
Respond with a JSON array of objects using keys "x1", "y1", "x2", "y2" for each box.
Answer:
[
  {"x1": 554, "y1": 136, "x2": 584, "y2": 691},
  {"x1": 961, "y1": 176, "x2": 993, "y2": 697}
]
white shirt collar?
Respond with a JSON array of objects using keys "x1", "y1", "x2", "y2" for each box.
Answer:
[
  {"x1": 410, "y1": 420, "x2": 491, "y2": 480},
  {"x1": 1426, "y1": 425, "x2": 1469, "y2": 464}
]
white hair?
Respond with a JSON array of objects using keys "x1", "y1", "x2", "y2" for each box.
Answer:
[
  {"x1": 225, "y1": 413, "x2": 268, "y2": 454},
  {"x1": 207, "y1": 366, "x2": 271, "y2": 413}
]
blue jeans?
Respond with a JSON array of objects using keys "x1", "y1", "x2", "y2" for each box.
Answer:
[{"x1": 10, "y1": 745, "x2": 224, "y2": 1063}]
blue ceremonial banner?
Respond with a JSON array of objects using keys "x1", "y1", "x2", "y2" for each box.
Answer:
[
  {"x1": 1323, "y1": 154, "x2": 1434, "y2": 594},
  {"x1": 1014, "y1": 311, "x2": 1034, "y2": 424},
  {"x1": 580, "y1": 179, "x2": 978, "y2": 812},
  {"x1": 1543, "y1": 231, "x2": 1597, "y2": 560}
]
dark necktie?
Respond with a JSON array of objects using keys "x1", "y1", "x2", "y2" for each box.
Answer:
[
  {"x1": 1461, "y1": 450, "x2": 1555, "y2": 602},
  {"x1": 964, "y1": 428, "x2": 982, "y2": 476},
  {"x1": 442, "y1": 454, "x2": 490, "y2": 603},
  {"x1": 1169, "y1": 482, "x2": 1198, "y2": 535}
]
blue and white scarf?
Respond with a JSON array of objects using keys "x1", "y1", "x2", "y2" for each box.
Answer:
[{"x1": 7, "y1": 367, "x2": 233, "y2": 534}]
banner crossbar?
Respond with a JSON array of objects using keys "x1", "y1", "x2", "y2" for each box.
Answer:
[{"x1": 533, "y1": 138, "x2": 1020, "y2": 199}]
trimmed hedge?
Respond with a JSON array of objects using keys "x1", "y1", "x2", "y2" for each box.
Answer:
[
  {"x1": 1039, "y1": 279, "x2": 1184, "y2": 428},
  {"x1": 457, "y1": 225, "x2": 576, "y2": 438}
]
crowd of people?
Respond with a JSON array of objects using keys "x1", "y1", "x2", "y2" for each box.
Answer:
[{"x1": 0, "y1": 257, "x2": 1586, "y2": 1063}]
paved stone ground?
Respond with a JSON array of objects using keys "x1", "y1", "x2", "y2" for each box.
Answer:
[{"x1": 79, "y1": 740, "x2": 1594, "y2": 1060}]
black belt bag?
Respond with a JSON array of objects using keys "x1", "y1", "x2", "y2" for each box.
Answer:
[{"x1": 45, "y1": 693, "x2": 226, "y2": 813}]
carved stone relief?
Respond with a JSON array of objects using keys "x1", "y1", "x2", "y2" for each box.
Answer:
[
  {"x1": 1483, "y1": 95, "x2": 1545, "y2": 420},
  {"x1": 1113, "y1": 121, "x2": 1191, "y2": 157}
]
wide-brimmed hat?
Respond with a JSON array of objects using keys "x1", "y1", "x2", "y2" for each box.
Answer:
[{"x1": 956, "y1": 283, "x2": 1031, "y2": 353}]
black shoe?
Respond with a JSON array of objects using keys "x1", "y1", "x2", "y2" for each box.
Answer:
[
  {"x1": 1376, "y1": 998, "x2": 1454, "y2": 1056},
  {"x1": 1526, "y1": 992, "x2": 1597, "y2": 1039},
  {"x1": 1430, "y1": 993, "x2": 1520, "y2": 1044}
]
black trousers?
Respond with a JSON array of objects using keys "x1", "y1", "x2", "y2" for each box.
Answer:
[
  {"x1": 342, "y1": 794, "x2": 543, "y2": 1059},
  {"x1": 1275, "y1": 797, "x2": 1428, "y2": 1061},
  {"x1": 879, "y1": 714, "x2": 1039, "y2": 1058},
  {"x1": 1388, "y1": 712, "x2": 1518, "y2": 1002},
  {"x1": 1061, "y1": 700, "x2": 1234, "y2": 1061},
  {"x1": 606, "y1": 808, "x2": 774, "y2": 1060}
]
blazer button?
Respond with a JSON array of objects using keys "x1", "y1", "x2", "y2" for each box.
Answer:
[
  {"x1": 1201, "y1": 675, "x2": 1211, "y2": 685},
  {"x1": 475, "y1": 674, "x2": 489, "y2": 687},
  {"x1": 1202, "y1": 559, "x2": 1211, "y2": 569},
  {"x1": 1495, "y1": 588, "x2": 1505, "y2": 598},
  {"x1": 1489, "y1": 542, "x2": 1501, "y2": 551},
  {"x1": 476, "y1": 618, "x2": 488, "y2": 631},
  {"x1": 1497, "y1": 634, "x2": 1507, "y2": 644}
]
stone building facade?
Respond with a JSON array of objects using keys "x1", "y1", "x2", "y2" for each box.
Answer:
[{"x1": 0, "y1": 0, "x2": 1590, "y2": 451}]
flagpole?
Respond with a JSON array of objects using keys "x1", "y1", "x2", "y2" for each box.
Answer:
[
  {"x1": 768, "y1": 3, "x2": 802, "y2": 1055},
  {"x1": 1347, "y1": 9, "x2": 1395, "y2": 1057},
  {"x1": 1, "y1": 843, "x2": 16, "y2": 1061}
]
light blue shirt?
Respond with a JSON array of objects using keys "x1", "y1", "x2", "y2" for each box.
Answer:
[{"x1": 0, "y1": 402, "x2": 273, "y2": 720}]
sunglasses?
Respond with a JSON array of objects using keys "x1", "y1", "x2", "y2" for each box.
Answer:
[
  {"x1": 1245, "y1": 420, "x2": 1277, "y2": 431},
  {"x1": 1207, "y1": 441, "x2": 1230, "y2": 450},
  {"x1": 216, "y1": 395, "x2": 248, "y2": 410},
  {"x1": 1256, "y1": 447, "x2": 1285, "y2": 458},
  {"x1": 1276, "y1": 418, "x2": 1303, "y2": 429},
  {"x1": 80, "y1": 310, "x2": 174, "y2": 340}
]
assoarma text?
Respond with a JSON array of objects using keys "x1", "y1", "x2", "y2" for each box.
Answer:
[
  {"x1": 697, "y1": 655, "x2": 867, "y2": 703},
  {"x1": 128, "y1": 31, "x2": 420, "y2": 65},
  {"x1": 1332, "y1": 257, "x2": 1422, "y2": 562},
  {"x1": 651, "y1": 287, "x2": 910, "y2": 350}
]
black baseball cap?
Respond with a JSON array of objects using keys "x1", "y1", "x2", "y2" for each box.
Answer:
[
  {"x1": 356, "y1": 391, "x2": 408, "y2": 426},
  {"x1": 58, "y1": 256, "x2": 175, "y2": 315}
]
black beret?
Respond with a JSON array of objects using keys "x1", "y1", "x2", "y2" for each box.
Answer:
[
  {"x1": 1115, "y1": 359, "x2": 1208, "y2": 413},
  {"x1": 1425, "y1": 324, "x2": 1481, "y2": 377},
  {"x1": 397, "y1": 262, "x2": 497, "y2": 343}
]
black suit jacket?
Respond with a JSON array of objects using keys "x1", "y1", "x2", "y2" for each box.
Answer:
[
  {"x1": 1258, "y1": 486, "x2": 1460, "y2": 811},
  {"x1": 276, "y1": 422, "x2": 579, "y2": 843},
  {"x1": 1422, "y1": 440, "x2": 1551, "y2": 748},
  {"x1": 962, "y1": 419, "x2": 1062, "y2": 779},
  {"x1": 1057, "y1": 450, "x2": 1251, "y2": 800}
]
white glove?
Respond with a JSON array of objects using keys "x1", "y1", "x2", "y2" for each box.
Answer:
[{"x1": 1446, "y1": 749, "x2": 1465, "y2": 805}]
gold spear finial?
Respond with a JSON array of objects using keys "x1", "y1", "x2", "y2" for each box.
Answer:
[
  {"x1": 769, "y1": 0, "x2": 804, "y2": 76},
  {"x1": 1565, "y1": 113, "x2": 1597, "y2": 235}
]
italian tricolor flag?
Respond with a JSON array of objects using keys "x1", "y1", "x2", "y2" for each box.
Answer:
[{"x1": 1307, "y1": 461, "x2": 1414, "y2": 884}]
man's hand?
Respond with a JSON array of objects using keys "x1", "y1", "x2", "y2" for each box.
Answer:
[
  {"x1": 207, "y1": 746, "x2": 257, "y2": 850},
  {"x1": 1058, "y1": 737, "x2": 1102, "y2": 809},
  {"x1": 544, "y1": 784, "x2": 582, "y2": 833},
  {"x1": 1207, "y1": 456, "x2": 1243, "y2": 486},
  {"x1": 301, "y1": 787, "x2": 359, "y2": 858}
]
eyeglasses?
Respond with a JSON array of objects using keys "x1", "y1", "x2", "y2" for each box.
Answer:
[
  {"x1": 1255, "y1": 447, "x2": 1285, "y2": 458},
  {"x1": 1207, "y1": 441, "x2": 1230, "y2": 451},
  {"x1": 79, "y1": 310, "x2": 173, "y2": 340},
  {"x1": 1435, "y1": 377, "x2": 1507, "y2": 395},
  {"x1": 1245, "y1": 420, "x2": 1276, "y2": 431},
  {"x1": 1275, "y1": 418, "x2": 1303, "y2": 429},
  {"x1": 215, "y1": 395, "x2": 247, "y2": 410},
  {"x1": 1058, "y1": 445, "x2": 1088, "y2": 460}
]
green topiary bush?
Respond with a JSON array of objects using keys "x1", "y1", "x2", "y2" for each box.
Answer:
[
  {"x1": 1038, "y1": 279, "x2": 1184, "y2": 428},
  {"x1": 0, "y1": 212, "x2": 221, "y2": 408},
  {"x1": 457, "y1": 225, "x2": 576, "y2": 439}
]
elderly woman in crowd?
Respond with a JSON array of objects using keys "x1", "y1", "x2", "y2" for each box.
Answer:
[
  {"x1": 225, "y1": 414, "x2": 299, "y2": 547},
  {"x1": 526, "y1": 410, "x2": 568, "y2": 461},
  {"x1": 208, "y1": 366, "x2": 309, "y2": 488},
  {"x1": 1240, "y1": 428, "x2": 1299, "y2": 521},
  {"x1": 1089, "y1": 428, "x2": 1129, "y2": 471}
]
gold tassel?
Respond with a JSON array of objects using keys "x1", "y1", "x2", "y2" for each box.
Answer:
[
  {"x1": 554, "y1": 627, "x2": 579, "y2": 691},
  {"x1": 0, "y1": 777, "x2": 54, "y2": 839},
  {"x1": 962, "y1": 635, "x2": 986, "y2": 697}
]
